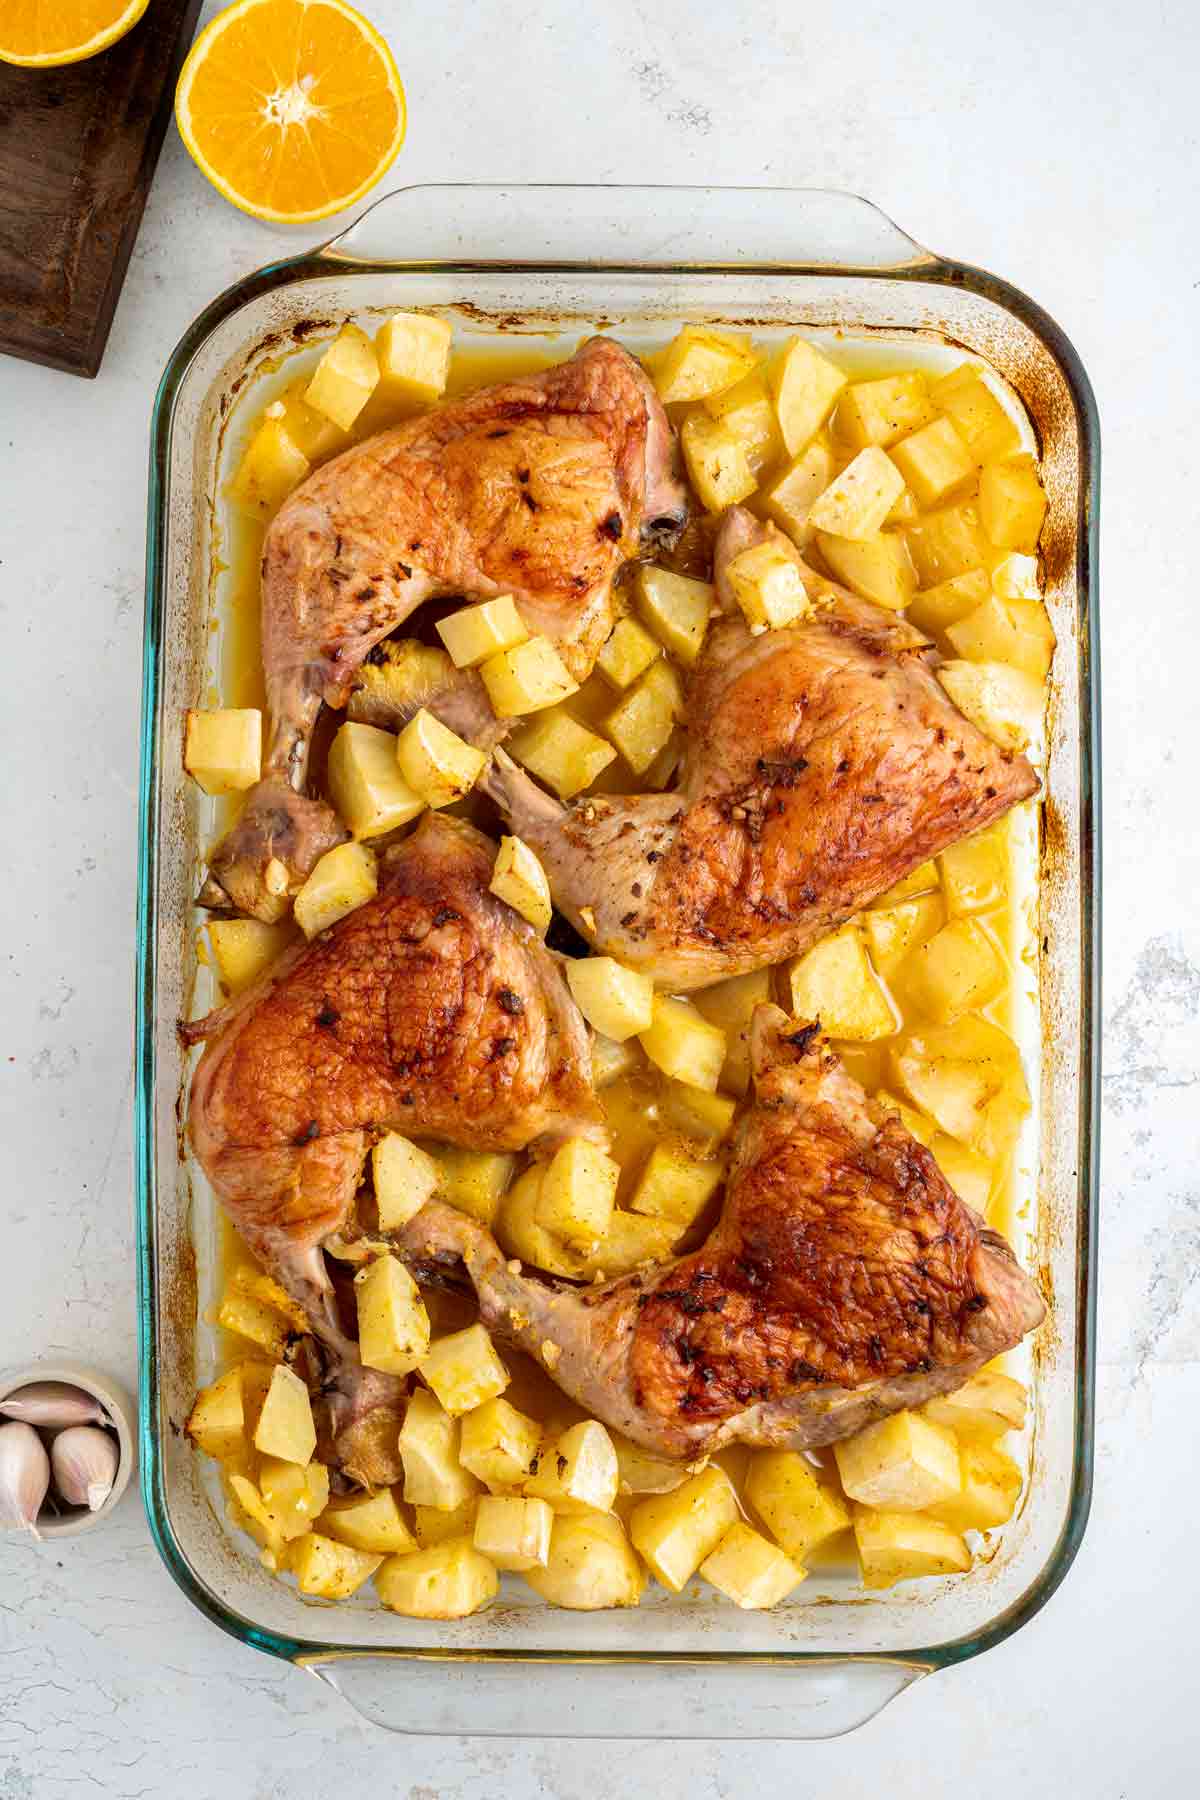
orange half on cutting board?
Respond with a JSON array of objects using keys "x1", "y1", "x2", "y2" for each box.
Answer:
[
  {"x1": 175, "y1": 0, "x2": 406, "y2": 223},
  {"x1": 0, "y1": 0, "x2": 150, "y2": 65}
]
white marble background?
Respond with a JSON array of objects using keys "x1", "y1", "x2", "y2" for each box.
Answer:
[{"x1": 1, "y1": 0, "x2": 1196, "y2": 1792}]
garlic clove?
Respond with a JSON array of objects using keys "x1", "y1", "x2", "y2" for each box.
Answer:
[
  {"x1": 0, "y1": 1421, "x2": 51, "y2": 1536},
  {"x1": 0, "y1": 1381, "x2": 109, "y2": 1430},
  {"x1": 50, "y1": 1425, "x2": 119, "y2": 1513}
]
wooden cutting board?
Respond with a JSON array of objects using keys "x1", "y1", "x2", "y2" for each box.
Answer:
[{"x1": 0, "y1": 0, "x2": 203, "y2": 378}]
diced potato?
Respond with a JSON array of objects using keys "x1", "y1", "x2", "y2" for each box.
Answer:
[
  {"x1": 902, "y1": 502, "x2": 988, "y2": 587},
  {"x1": 228, "y1": 1473, "x2": 292, "y2": 1554},
  {"x1": 473, "y1": 1494, "x2": 554, "y2": 1571},
  {"x1": 948, "y1": 595, "x2": 1055, "y2": 683},
  {"x1": 889, "y1": 418, "x2": 976, "y2": 508},
  {"x1": 834, "y1": 1412, "x2": 961, "y2": 1511},
  {"x1": 702, "y1": 372, "x2": 783, "y2": 472},
  {"x1": 692, "y1": 966, "x2": 772, "y2": 1096},
  {"x1": 936, "y1": 377, "x2": 1020, "y2": 465},
  {"x1": 376, "y1": 1537, "x2": 498, "y2": 1617},
  {"x1": 928, "y1": 1442, "x2": 1022, "y2": 1534},
  {"x1": 861, "y1": 895, "x2": 944, "y2": 978},
  {"x1": 372, "y1": 1133, "x2": 440, "y2": 1230},
  {"x1": 816, "y1": 531, "x2": 916, "y2": 612},
  {"x1": 413, "y1": 1497, "x2": 479, "y2": 1547},
  {"x1": 525, "y1": 1420, "x2": 620, "y2": 1516},
  {"x1": 354, "y1": 1255, "x2": 431, "y2": 1376},
  {"x1": 259, "y1": 1457, "x2": 330, "y2": 1536},
  {"x1": 509, "y1": 708, "x2": 616, "y2": 800},
  {"x1": 459, "y1": 1397, "x2": 543, "y2": 1492},
  {"x1": 496, "y1": 1166, "x2": 587, "y2": 1278},
  {"x1": 535, "y1": 1138, "x2": 620, "y2": 1248},
  {"x1": 991, "y1": 552, "x2": 1041, "y2": 601},
  {"x1": 420, "y1": 1322, "x2": 509, "y2": 1416},
  {"x1": 808, "y1": 447, "x2": 906, "y2": 541},
  {"x1": 436, "y1": 595, "x2": 528, "y2": 669},
  {"x1": 769, "y1": 337, "x2": 847, "y2": 456},
  {"x1": 905, "y1": 569, "x2": 991, "y2": 636},
  {"x1": 398, "y1": 1388, "x2": 481, "y2": 1510},
  {"x1": 745, "y1": 1450, "x2": 851, "y2": 1563},
  {"x1": 253, "y1": 1364, "x2": 316, "y2": 1466},
  {"x1": 886, "y1": 485, "x2": 920, "y2": 525},
  {"x1": 273, "y1": 378, "x2": 347, "y2": 461},
  {"x1": 874, "y1": 1089, "x2": 936, "y2": 1147},
  {"x1": 184, "y1": 708, "x2": 262, "y2": 796},
  {"x1": 319, "y1": 1486, "x2": 416, "y2": 1555},
  {"x1": 524, "y1": 1511, "x2": 644, "y2": 1609},
  {"x1": 228, "y1": 1265, "x2": 308, "y2": 1334},
  {"x1": 217, "y1": 1289, "x2": 294, "y2": 1359},
  {"x1": 635, "y1": 566, "x2": 714, "y2": 667},
  {"x1": 658, "y1": 1081, "x2": 737, "y2": 1148},
  {"x1": 929, "y1": 1133, "x2": 993, "y2": 1212},
  {"x1": 761, "y1": 438, "x2": 835, "y2": 546},
  {"x1": 346, "y1": 639, "x2": 454, "y2": 726},
  {"x1": 937, "y1": 660, "x2": 1044, "y2": 752},
  {"x1": 923, "y1": 1371, "x2": 1028, "y2": 1442},
  {"x1": 374, "y1": 310, "x2": 453, "y2": 405},
  {"x1": 592, "y1": 1031, "x2": 641, "y2": 1089},
  {"x1": 613, "y1": 1434, "x2": 697, "y2": 1496},
  {"x1": 570, "y1": 1209, "x2": 679, "y2": 1280},
  {"x1": 680, "y1": 413, "x2": 757, "y2": 512},
  {"x1": 654, "y1": 327, "x2": 758, "y2": 404},
  {"x1": 489, "y1": 834, "x2": 552, "y2": 933},
  {"x1": 726, "y1": 534, "x2": 817, "y2": 632},
  {"x1": 891, "y1": 1015, "x2": 1030, "y2": 1151},
  {"x1": 437, "y1": 1149, "x2": 516, "y2": 1227},
  {"x1": 595, "y1": 617, "x2": 661, "y2": 690},
  {"x1": 628, "y1": 1143, "x2": 722, "y2": 1228},
  {"x1": 629, "y1": 1466, "x2": 739, "y2": 1592},
  {"x1": 835, "y1": 372, "x2": 934, "y2": 450},
  {"x1": 229, "y1": 417, "x2": 310, "y2": 519},
  {"x1": 304, "y1": 324, "x2": 380, "y2": 430},
  {"x1": 787, "y1": 926, "x2": 896, "y2": 1041},
  {"x1": 567, "y1": 956, "x2": 655, "y2": 1042},
  {"x1": 979, "y1": 458, "x2": 1047, "y2": 552},
  {"x1": 938, "y1": 823, "x2": 1008, "y2": 916},
  {"x1": 900, "y1": 917, "x2": 1006, "y2": 1023},
  {"x1": 293, "y1": 841, "x2": 378, "y2": 939},
  {"x1": 327, "y1": 721, "x2": 424, "y2": 840},
  {"x1": 852, "y1": 1506, "x2": 971, "y2": 1589},
  {"x1": 700, "y1": 1522, "x2": 806, "y2": 1609},
  {"x1": 480, "y1": 635, "x2": 578, "y2": 718},
  {"x1": 603, "y1": 659, "x2": 684, "y2": 776},
  {"x1": 640, "y1": 995, "x2": 727, "y2": 1092},
  {"x1": 206, "y1": 919, "x2": 294, "y2": 996},
  {"x1": 1005, "y1": 599, "x2": 1056, "y2": 681},
  {"x1": 186, "y1": 1367, "x2": 245, "y2": 1461},
  {"x1": 395, "y1": 708, "x2": 486, "y2": 809}
]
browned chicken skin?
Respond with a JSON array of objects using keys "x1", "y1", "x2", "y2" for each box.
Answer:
[
  {"x1": 204, "y1": 338, "x2": 686, "y2": 920},
  {"x1": 397, "y1": 1008, "x2": 1045, "y2": 1459},
  {"x1": 485, "y1": 508, "x2": 1039, "y2": 989}
]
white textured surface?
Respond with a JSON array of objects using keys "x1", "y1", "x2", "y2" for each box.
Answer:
[{"x1": 0, "y1": 0, "x2": 1196, "y2": 1791}]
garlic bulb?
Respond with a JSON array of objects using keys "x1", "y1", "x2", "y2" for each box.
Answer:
[
  {"x1": 50, "y1": 1426, "x2": 119, "y2": 1513},
  {"x1": 0, "y1": 1421, "x2": 51, "y2": 1536},
  {"x1": 0, "y1": 1381, "x2": 108, "y2": 1429}
]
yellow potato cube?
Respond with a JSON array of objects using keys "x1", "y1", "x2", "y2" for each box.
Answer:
[
  {"x1": 936, "y1": 377, "x2": 1020, "y2": 465},
  {"x1": 1005, "y1": 599, "x2": 1056, "y2": 681},
  {"x1": 861, "y1": 895, "x2": 944, "y2": 978},
  {"x1": 905, "y1": 569, "x2": 990, "y2": 637},
  {"x1": 419, "y1": 1323, "x2": 509, "y2": 1416},
  {"x1": 874, "y1": 1090, "x2": 937, "y2": 1147},
  {"x1": 437, "y1": 1149, "x2": 515, "y2": 1228},
  {"x1": 629, "y1": 1467, "x2": 739, "y2": 1592},
  {"x1": 570, "y1": 1209, "x2": 679, "y2": 1279},
  {"x1": 787, "y1": 926, "x2": 896, "y2": 1041},
  {"x1": 938, "y1": 822, "x2": 1008, "y2": 916},
  {"x1": 567, "y1": 956, "x2": 655, "y2": 1042},
  {"x1": 613, "y1": 1434, "x2": 697, "y2": 1495},
  {"x1": 902, "y1": 502, "x2": 989, "y2": 587},
  {"x1": 413, "y1": 1497, "x2": 479, "y2": 1547},
  {"x1": 923, "y1": 1371, "x2": 1028, "y2": 1442},
  {"x1": 852, "y1": 1506, "x2": 971, "y2": 1589},
  {"x1": 761, "y1": 438, "x2": 835, "y2": 546},
  {"x1": 901, "y1": 917, "x2": 1006, "y2": 1023},
  {"x1": 929, "y1": 1133, "x2": 993, "y2": 1212},
  {"x1": 745, "y1": 1450, "x2": 851, "y2": 1563},
  {"x1": 937, "y1": 659, "x2": 1044, "y2": 752},
  {"x1": 808, "y1": 447, "x2": 907, "y2": 541},
  {"x1": 354, "y1": 1255, "x2": 431, "y2": 1376},
  {"x1": 591, "y1": 1032, "x2": 641, "y2": 1089},
  {"x1": 496, "y1": 1166, "x2": 588, "y2": 1278},
  {"x1": 459, "y1": 1397, "x2": 543, "y2": 1492},
  {"x1": 346, "y1": 639, "x2": 453, "y2": 725},
  {"x1": 372, "y1": 1132, "x2": 440, "y2": 1230},
  {"x1": 700, "y1": 1522, "x2": 806, "y2": 1609},
  {"x1": 725, "y1": 535, "x2": 817, "y2": 631},
  {"x1": 489, "y1": 834, "x2": 553, "y2": 933},
  {"x1": 628, "y1": 1143, "x2": 722, "y2": 1227},
  {"x1": 890, "y1": 418, "x2": 976, "y2": 508},
  {"x1": 702, "y1": 372, "x2": 784, "y2": 472},
  {"x1": 253, "y1": 1365, "x2": 316, "y2": 1466},
  {"x1": 833, "y1": 1411, "x2": 961, "y2": 1511},
  {"x1": 635, "y1": 565, "x2": 714, "y2": 667},
  {"x1": 399, "y1": 1388, "x2": 481, "y2": 1510},
  {"x1": 304, "y1": 324, "x2": 380, "y2": 430},
  {"x1": 658, "y1": 1081, "x2": 737, "y2": 1148},
  {"x1": 480, "y1": 635, "x2": 578, "y2": 717},
  {"x1": 319, "y1": 1487, "x2": 416, "y2": 1555},
  {"x1": 228, "y1": 1264, "x2": 308, "y2": 1333},
  {"x1": 595, "y1": 617, "x2": 661, "y2": 690},
  {"x1": 928, "y1": 1442, "x2": 1022, "y2": 1534},
  {"x1": 603, "y1": 659, "x2": 684, "y2": 776},
  {"x1": 991, "y1": 552, "x2": 1040, "y2": 600},
  {"x1": 186, "y1": 1367, "x2": 245, "y2": 1462},
  {"x1": 654, "y1": 326, "x2": 758, "y2": 404},
  {"x1": 206, "y1": 919, "x2": 294, "y2": 996},
  {"x1": 816, "y1": 531, "x2": 917, "y2": 612},
  {"x1": 184, "y1": 708, "x2": 262, "y2": 796},
  {"x1": 473, "y1": 1494, "x2": 554, "y2": 1571},
  {"x1": 327, "y1": 721, "x2": 425, "y2": 840},
  {"x1": 526, "y1": 1420, "x2": 620, "y2": 1516},
  {"x1": 228, "y1": 1473, "x2": 291, "y2": 1554},
  {"x1": 259, "y1": 1457, "x2": 329, "y2": 1535},
  {"x1": 640, "y1": 996, "x2": 727, "y2": 1092},
  {"x1": 947, "y1": 595, "x2": 1054, "y2": 683},
  {"x1": 680, "y1": 413, "x2": 758, "y2": 512},
  {"x1": 229, "y1": 417, "x2": 310, "y2": 519},
  {"x1": 692, "y1": 966, "x2": 772, "y2": 1096},
  {"x1": 374, "y1": 311, "x2": 453, "y2": 405},
  {"x1": 273, "y1": 378, "x2": 347, "y2": 461},
  {"x1": 835, "y1": 372, "x2": 934, "y2": 449},
  {"x1": 436, "y1": 595, "x2": 529, "y2": 668},
  {"x1": 508, "y1": 708, "x2": 616, "y2": 800},
  {"x1": 293, "y1": 841, "x2": 378, "y2": 939},
  {"x1": 524, "y1": 1511, "x2": 644, "y2": 1609},
  {"x1": 891, "y1": 1016, "x2": 1029, "y2": 1150},
  {"x1": 769, "y1": 337, "x2": 848, "y2": 456},
  {"x1": 376, "y1": 1537, "x2": 497, "y2": 1617},
  {"x1": 979, "y1": 459, "x2": 1047, "y2": 552},
  {"x1": 217, "y1": 1289, "x2": 294, "y2": 1359},
  {"x1": 395, "y1": 708, "x2": 486, "y2": 809},
  {"x1": 535, "y1": 1138, "x2": 620, "y2": 1247},
  {"x1": 886, "y1": 485, "x2": 920, "y2": 524}
]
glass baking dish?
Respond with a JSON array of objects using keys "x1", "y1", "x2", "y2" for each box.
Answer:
[{"x1": 136, "y1": 185, "x2": 1100, "y2": 1738}]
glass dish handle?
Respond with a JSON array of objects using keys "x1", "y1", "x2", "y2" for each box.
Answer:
[
  {"x1": 301, "y1": 1651, "x2": 930, "y2": 1738},
  {"x1": 321, "y1": 183, "x2": 933, "y2": 273}
]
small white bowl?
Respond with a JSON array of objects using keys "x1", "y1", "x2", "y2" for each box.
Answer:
[{"x1": 0, "y1": 1362, "x2": 136, "y2": 1539}]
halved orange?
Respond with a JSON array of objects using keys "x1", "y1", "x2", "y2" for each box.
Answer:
[
  {"x1": 175, "y1": 0, "x2": 406, "y2": 224},
  {"x1": 0, "y1": 0, "x2": 149, "y2": 66}
]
